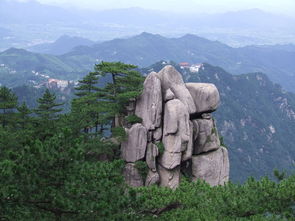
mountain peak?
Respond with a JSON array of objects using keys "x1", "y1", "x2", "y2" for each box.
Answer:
[
  {"x1": 2, "y1": 47, "x2": 30, "y2": 55},
  {"x1": 138, "y1": 32, "x2": 158, "y2": 37}
]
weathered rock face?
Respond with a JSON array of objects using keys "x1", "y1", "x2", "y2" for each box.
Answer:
[
  {"x1": 146, "y1": 142, "x2": 159, "y2": 171},
  {"x1": 135, "y1": 72, "x2": 162, "y2": 130},
  {"x1": 191, "y1": 147, "x2": 229, "y2": 186},
  {"x1": 158, "y1": 98, "x2": 190, "y2": 178},
  {"x1": 158, "y1": 151, "x2": 182, "y2": 170},
  {"x1": 121, "y1": 123, "x2": 147, "y2": 162},
  {"x1": 193, "y1": 116, "x2": 220, "y2": 155},
  {"x1": 157, "y1": 65, "x2": 196, "y2": 114},
  {"x1": 182, "y1": 121, "x2": 194, "y2": 162},
  {"x1": 123, "y1": 163, "x2": 144, "y2": 187},
  {"x1": 163, "y1": 99, "x2": 190, "y2": 153},
  {"x1": 158, "y1": 164, "x2": 180, "y2": 189},
  {"x1": 120, "y1": 65, "x2": 229, "y2": 189},
  {"x1": 164, "y1": 89, "x2": 175, "y2": 102},
  {"x1": 186, "y1": 83, "x2": 220, "y2": 113},
  {"x1": 145, "y1": 170, "x2": 160, "y2": 186}
]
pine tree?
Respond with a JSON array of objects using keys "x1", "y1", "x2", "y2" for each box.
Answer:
[
  {"x1": 16, "y1": 102, "x2": 32, "y2": 130},
  {"x1": 34, "y1": 89, "x2": 63, "y2": 139},
  {"x1": 74, "y1": 72, "x2": 99, "y2": 97},
  {"x1": 72, "y1": 72, "x2": 103, "y2": 134},
  {"x1": 93, "y1": 61, "x2": 144, "y2": 127},
  {"x1": 35, "y1": 89, "x2": 63, "y2": 121},
  {"x1": 0, "y1": 86, "x2": 17, "y2": 127}
]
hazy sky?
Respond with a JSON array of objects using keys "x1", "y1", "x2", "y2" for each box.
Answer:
[{"x1": 31, "y1": 0, "x2": 295, "y2": 15}]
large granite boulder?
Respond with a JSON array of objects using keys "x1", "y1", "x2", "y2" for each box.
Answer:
[
  {"x1": 135, "y1": 72, "x2": 162, "y2": 130},
  {"x1": 121, "y1": 123, "x2": 147, "y2": 162},
  {"x1": 145, "y1": 170, "x2": 160, "y2": 186},
  {"x1": 193, "y1": 115, "x2": 220, "y2": 155},
  {"x1": 159, "y1": 99, "x2": 190, "y2": 169},
  {"x1": 157, "y1": 65, "x2": 196, "y2": 114},
  {"x1": 186, "y1": 83, "x2": 220, "y2": 113},
  {"x1": 182, "y1": 121, "x2": 194, "y2": 161},
  {"x1": 164, "y1": 88, "x2": 175, "y2": 102},
  {"x1": 153, "y1": 127, "x2": 162, "y2": 141},
  {"x1": 120, "y1": 65, "x2": 229, "y2": 189},
  {"x1": 123, "y1": 163, "x2": 144, "y2": 187},
  {"x1": 192, "y1": 147, "x2": 229, "y2": 186},
  {"x1": 146, "y1": 142, "x2": 159, "y2": 171},
  {"x1": 158, "y1": 164, "x2": 180, "y2": 189},
  {"x1": 158, "y1": 151, "x2": 182, "y2": 169}
]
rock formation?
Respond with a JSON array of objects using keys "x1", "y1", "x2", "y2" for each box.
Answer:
[{"x1": 121, "y1": 65, "x2": 229, "y2": 188}]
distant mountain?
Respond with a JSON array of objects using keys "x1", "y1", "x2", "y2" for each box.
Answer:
[
  {"x1": 142, "y1": 61, "x2": 295, "y2": 182},
  {"x1": 62, "y1": 32, "x2": 295, "y2": 92},
  {"x1": 1, "y1": 1, "x2": 295, "y2": 48},
  {"x1": 27, "y1": 35, "x2": 95, "y2": 55},
  {"x1": 0, "y1": 48, "x2": 85, "y2": 87},
  {"x1": 1, "y1": 33, "x2": 295, "y2": 92}
]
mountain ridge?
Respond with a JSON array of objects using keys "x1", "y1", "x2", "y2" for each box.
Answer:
[
  {"x1": 27, "y1": 35, "x2": 95, "y2": 55},
  {"x1": 62, "y1": 32, "x2": 295, "y2": 92},
  {"x1": 1, "y1": 32, "x2": 295, "y2": 92}
]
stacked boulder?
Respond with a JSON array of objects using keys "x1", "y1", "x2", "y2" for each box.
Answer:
[{"x1": 121, "y1": 65, "x2": 229, "y2": 189}]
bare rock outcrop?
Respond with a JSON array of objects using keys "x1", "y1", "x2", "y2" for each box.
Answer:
[
  {"x1": 145, "y1": 170, "x2": 160, "y2": 186},
  {"x1": 191, "y1": 147, "x2": 229, "y2": 186},
  {"x1": 120, "y1": 65, "x2": 229, "y2": 189},
  {"x1": 135, "y1": 72, "x2": 162, "y2": 130},
  {"x1": 158, "y1": 65, "x2": 196, "y2": 114},
  {"x1": 186, "y1": 83, "x2": 220, "y2": 113},
  {"x1": 158, "y1": 164, "x2": 180, "y2": 189},
  {"x1": 121, "y1": 123, "x2": 147, "y2": 162},
  {"x1": 193, "y1": 114, "x2": 220, "y2": 155},
  {"x1": 146, "y1": 142, "x2": 159, "y2": 171},
  {"x1": 162, "y1": 99, "x2": 190, "y2": 153}
]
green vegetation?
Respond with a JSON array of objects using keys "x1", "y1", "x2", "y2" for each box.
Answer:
[
  {"x1": 0, "y1": 61, "x2": 294, "y2": 220},
  {"x1": 125, "y1": 114, "x2": 142, "y2": 124},
  {"x1": 135, "y1": 161, "x2": 149, "y2": 179},
  {"x1": 156, "y1": 142, "x2": 165, "y2": 155}
]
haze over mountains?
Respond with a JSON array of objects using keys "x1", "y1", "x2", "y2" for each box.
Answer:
[
  {"x1": 27, "y1": 35, "x2": 96, "y2": 55},
  {"x1": 1, "y1": 32, "x2": 295, "y2": 93},
  {"x1": 1, "y1": 0, "x2": 295, "y2": 50}
]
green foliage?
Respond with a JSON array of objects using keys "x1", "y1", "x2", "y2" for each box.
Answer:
[
  {"x1": 133, "y1": 176, "x2": 295, "y2": 220},
  {"x1": 0, "y1": 86, "x2": 17, "y2": 127},
  {"x1": 93, "y1": 61, "x2": 144, "y2": 122},
  {"x1": 211, "y1": 127, "x2": 217, "y2": 135},
  {"x1": 0, "y1": 132, "x2": 129, "y2": 220},
  {"x1": 273, "y1": 169, "x2": 287, "y2": 181},
  {"x1": 34, "y1": 88, "x2": 63, "y2": 121},
  {"x1": 111, "y1": 127, "x2": 127, "y2": 142},
  {"x1": 75, "y1": 72, "x2": 99, "y2": 97},
  {"x1": 125, "y1": 114, "x2": 142, "y2": 124},
  {"x1": 135, "y1": 161, "x2": 149, "y2": 179},
  {"x1": 156, "y1": 142, "x2": 165, "y2": 155},
  {"x1": 220, "y1": 136, "x2": 228, "y2": 149}
]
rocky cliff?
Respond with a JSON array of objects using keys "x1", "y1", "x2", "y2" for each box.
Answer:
[{"x1": 121, "y1": 65, "x2": 229, "y2": 188}]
